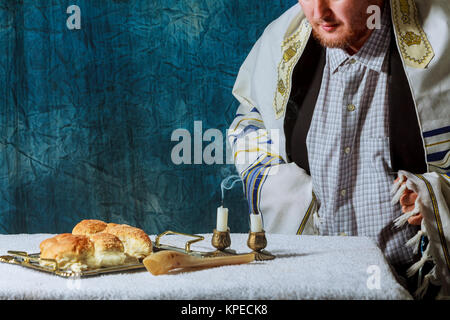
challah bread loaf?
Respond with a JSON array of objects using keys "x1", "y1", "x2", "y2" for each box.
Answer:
[
  {"x1": 88, "y1": 232, "x2": 130, "y2": 267},
  {"x1": 72, "y1": 219, "x2": 107, "y2": 236},
  {"x1": 39, "y1": 220, "x2": 153, "y2": 271},
  {"x1": 39, "y1": 233, "x2": 96, "y2": 272},
  {"x1": 103, "y1": 224, "x2": 152, "y2": 259}
]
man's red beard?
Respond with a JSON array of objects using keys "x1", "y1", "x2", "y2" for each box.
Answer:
[{"x1": 311, "y1": 20, "x2": 370, "y2": 50}]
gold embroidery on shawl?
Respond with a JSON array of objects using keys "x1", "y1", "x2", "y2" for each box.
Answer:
[
  {"x1": 391, "y1": 0, "x2": 434, "y2": 68},
  {"x1": 277, "y1": 80, "x2": 286, "y2": 95},
  {"x1": 283, "y1": 45, "x2": 298, "y2": 62},
  {"x1": 401, "y1": 31, "x2": 422, "y2": 46},
  {"x1": 273, "y1": 19, "x2": 312, "y2": 119},
  {"x1": 399, "y1": 0, "x2": 410, "y2": 24}
]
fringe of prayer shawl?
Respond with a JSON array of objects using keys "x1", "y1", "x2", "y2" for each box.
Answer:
[{"x1": 391, "y1": 172, "x2": 437, "y2": 299}]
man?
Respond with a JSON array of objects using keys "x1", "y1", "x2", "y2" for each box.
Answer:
[{"x1": 228, "y1": 0, "x2": 449, "y2": 298}]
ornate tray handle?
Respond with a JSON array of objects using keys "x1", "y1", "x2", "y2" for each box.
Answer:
[
  {"x1": 7, "y1": 250, "x2": 59, "y2": 271},
  {"x1": 154, "y1": 230, "x2": 205, "y2": 254}
]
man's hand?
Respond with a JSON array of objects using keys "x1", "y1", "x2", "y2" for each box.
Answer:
[{"x1": 395, "y1": 177, "x2": 423, "y2": 226}]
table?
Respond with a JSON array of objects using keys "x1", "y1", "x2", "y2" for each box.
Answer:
[{"x1": 0, "y1": 233, "x2": 412, "y2": 300}]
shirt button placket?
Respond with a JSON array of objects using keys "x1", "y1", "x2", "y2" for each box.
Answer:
[{"x1": 341, "y1": 103, "x2": 355, "y2": 202}]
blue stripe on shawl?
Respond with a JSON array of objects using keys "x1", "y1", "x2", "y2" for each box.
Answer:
[
  {"x1": 250, "y1": 107, "x2": 260, "y2": 114},
  {"x1": 423, "y1": 126, "x2": 450, "y2": 138},
  {"x1": 229, "y1": 125, "x2": 263, "y2": 145},
  {"x1": 242, "y1": 155, "x2": 284, "y2": 214},
  {"x1": 242, "y1": 156, "x2": 275, "y2": 197},
  {"x1": 427, "y1": 150, "x2": 449, "y2": 162}
]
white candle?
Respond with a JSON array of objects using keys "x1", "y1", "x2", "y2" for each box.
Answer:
[
  {"x1": 216, "y1": 206, "x2": 228, "y2": 232},
  {"x1": 250, "y1": 213, "x2": 263, "y2": 232}
]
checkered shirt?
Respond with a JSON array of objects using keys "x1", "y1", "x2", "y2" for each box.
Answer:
[{"x1": 306, "y1": 6, "x2": 419, "y2": 267}]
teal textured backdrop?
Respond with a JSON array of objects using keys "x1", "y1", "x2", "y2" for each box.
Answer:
[{"x1": 0, "y1": 0, "x2": 296, "y2": 234}]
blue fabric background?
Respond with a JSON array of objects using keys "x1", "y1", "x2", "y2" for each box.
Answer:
[{"x1": 0, "y1": 0, "x2": 296, "y2": 235}]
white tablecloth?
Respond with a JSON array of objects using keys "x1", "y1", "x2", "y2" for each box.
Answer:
[{"x1": 0, "y1": 233, "x2": 412, "y2": 300}]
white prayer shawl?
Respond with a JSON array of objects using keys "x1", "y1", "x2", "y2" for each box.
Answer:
[
  {"x1": 391, "y1": 172, "x2": 450, "y2": 299},
  {"x1": 228, "y1": 0, "x2": 450, "y2": 296}
]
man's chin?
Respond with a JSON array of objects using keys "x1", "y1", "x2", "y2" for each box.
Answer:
[{"x1": 312, "y1": 29, "x2": 348, "y2": 49}]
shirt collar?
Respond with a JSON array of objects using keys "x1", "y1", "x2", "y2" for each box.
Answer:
[{"x1": 327, "y1": 4, "x2": 391, "y2": 73}]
